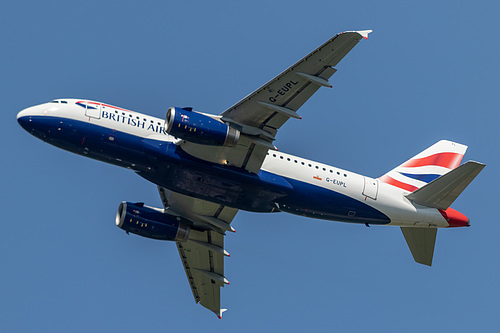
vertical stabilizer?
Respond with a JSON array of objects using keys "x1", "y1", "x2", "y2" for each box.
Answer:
[
  {"x1": 379, "y1": 140, "x2": 467, "y2": 192},
  {"x1": 401, "y1": 227, "x2": 437, "y2": 266}
]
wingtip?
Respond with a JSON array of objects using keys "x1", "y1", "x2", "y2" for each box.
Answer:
[
  {"x1": 217, "y1": 309, "x2": 228, "y2": 319},
  {"x1": 357, "y1": 29, "x2": 373, "y2": 39}
]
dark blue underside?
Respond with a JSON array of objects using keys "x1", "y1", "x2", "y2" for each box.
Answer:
[{"x1": 18, "y1": 116, "x2": 390, "y2": 224}]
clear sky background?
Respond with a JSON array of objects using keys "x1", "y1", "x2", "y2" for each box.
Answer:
[{"x1": 2, "y1": 1, "x2": 498, "y2": 332}]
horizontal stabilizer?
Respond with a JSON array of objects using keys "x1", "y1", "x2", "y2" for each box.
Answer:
[
  {"x1": 406, "y1": 161, "x2": 485, "y2": 210},
  {"x1": 401, "y1": 227, "x2": 437, "y2": 266}
]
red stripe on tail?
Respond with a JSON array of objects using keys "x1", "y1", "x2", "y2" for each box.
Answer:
[
  {"x1": 401, "y1": 152, "x2": 463, "y2": 169},
  {"x1": 379, "y1": 175, "x2": 419, "y2": 192}
]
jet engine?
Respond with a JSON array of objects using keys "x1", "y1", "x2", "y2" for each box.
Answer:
[
  {"x1": 116, "y1": 202, "x2": 190, "y2": 241},
  {"x1": 165, "y1": 107, "x2": 240, "y2": 146}
]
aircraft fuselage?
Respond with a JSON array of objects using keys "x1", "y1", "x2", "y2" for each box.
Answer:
[{"x1": 17, "y1": 99, "x2": 465, "y2": 228}]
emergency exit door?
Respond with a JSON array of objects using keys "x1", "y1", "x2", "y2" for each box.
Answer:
[{"x1": 363, "y1": 177, "x2": 378, "y2": 200}]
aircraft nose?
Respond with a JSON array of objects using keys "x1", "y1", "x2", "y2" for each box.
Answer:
[
  {"x1": 17, "y1": 108, "x2": 33, "y2": 130},
  {"x1": 17, "y1": 104, "x2": 51, "y2": 132},
  {"x1": 17, "y1": 108, "x2": 28, "y2": 120}
]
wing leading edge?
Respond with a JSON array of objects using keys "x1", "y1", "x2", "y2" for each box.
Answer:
[{"x1": 179, "y1": 30, "x2": 372, "y2": 173}]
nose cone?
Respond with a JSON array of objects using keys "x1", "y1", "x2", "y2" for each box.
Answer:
[
  {"x1": 439, "y1": 207, "x2": 470, "y2": 228},
  {"x1": 17, "y1": 108, "x2": 29, "y2": 120},
  {"x1": 17, "y1": 103, "x2": 51, "y2": 132},
  {"x1": 17, "y1": 108, "x2": 33, "y2": 131}
]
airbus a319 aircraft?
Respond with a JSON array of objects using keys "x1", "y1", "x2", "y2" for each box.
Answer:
[{"x1": 17, "y1": 30, "x2": 484, "y2": 318}]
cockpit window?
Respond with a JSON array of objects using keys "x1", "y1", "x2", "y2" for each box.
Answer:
[
  {"x1": 61, "y1": 101, "x2": 68, "y2": 104},
  {"x1": 50, "y1": 100, "x2": 59, "y2": 103}
]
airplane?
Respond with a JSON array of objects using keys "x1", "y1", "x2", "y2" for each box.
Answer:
[{"x1": 17, "y1": 30, "x2": 484, "y2": 318}]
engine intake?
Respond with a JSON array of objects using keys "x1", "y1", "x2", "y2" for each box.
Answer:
[
  {"x1": 165, "y1": 107, "x2": 240, "y2": 146},
  {"x1": 116, "y1": 202, "x2": 190, "y2": 241}
]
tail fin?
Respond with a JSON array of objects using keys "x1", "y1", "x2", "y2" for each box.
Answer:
[{"x1": 379, "y1": 140, "x2": 467, "y2": 192}]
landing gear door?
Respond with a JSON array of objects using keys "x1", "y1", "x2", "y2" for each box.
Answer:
[
  {"x1": 85, "y1": 101, "x2": 101, "y2": 119},
  {"x1": 363, "y1": 177, "x2": 378, "y2": 200}
]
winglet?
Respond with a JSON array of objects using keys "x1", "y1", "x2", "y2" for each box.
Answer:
[
  {"x1": 217, "y1": 308, "x2": 228, "y2": 319},
  {"x1": 357, "y1": 30, "x2": 373, "y2": 39}
]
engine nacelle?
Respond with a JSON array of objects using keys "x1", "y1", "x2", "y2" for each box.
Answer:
[
  {"x1": 116, "y1": 202, "x2": 190, "y2": 241},
  {"x1": 165, "y1": 107, "x2": 240, "y2": 146}
]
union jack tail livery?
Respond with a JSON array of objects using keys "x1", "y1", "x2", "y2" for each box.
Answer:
[{"x1": 379, "y1": 140, "x2": 467, "y2": 192}]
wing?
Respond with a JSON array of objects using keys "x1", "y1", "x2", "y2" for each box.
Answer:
[
  {"x1": 179, "y1": 30, "x2": 371, "y2": 173},
  {"x1": 158, "y1": 186, "x2": 237, "y2": 318}
]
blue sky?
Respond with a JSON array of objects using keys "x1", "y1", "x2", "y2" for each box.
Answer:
[{"x1": 2, "y1": 0, "x2": 499, "y2": 331}]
